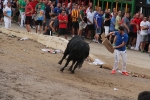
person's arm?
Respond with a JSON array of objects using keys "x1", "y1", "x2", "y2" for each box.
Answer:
[
  {"x1": 123, "y1": 18, "x2": 130, "y2": 33},
  {"x1": 105, "y1": 31, "x2": 115, "y2": 37},
  {"x1": 140, "y1": 23, "x2": 149, "y2": 30},
  {"x1": 94, "y1": 15, "x2": 98, "y2": 28}
]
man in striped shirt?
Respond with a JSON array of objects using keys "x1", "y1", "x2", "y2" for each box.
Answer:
[{"x1": 71, "y1": 4, "x2": 79, "y2": 37}]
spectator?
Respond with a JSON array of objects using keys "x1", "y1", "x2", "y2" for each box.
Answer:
[
  {"x1": 3, "y1": 1, "x2": 11, "y2": 29},
  {"x1": 148, "y1": 16, "x2": 150, "y2": 56},
  {"x1": 122, "y1": 12, "x2": 130, "y2": 34},
  {"x1": 115, "y1": 11, "x2": 121, "y2": 30},
  {"x1": 49, "y1": 14, "x2": 57, "y2": 35},
  {"x1": 130, "y1": 13, "x2": 140, "y2": 49},
  {"x1": 60, "y1": 3, "x2": 69, "y2": 15},
  {"x1": 35, "y1": 4, "x2": 45, "y2": 34},
  {"x1": 25, "y1": 0, "x2": 33, "y2": 32},
  {"x1": 106, "y1": 26, "x2": 129, "y2": 76},
  {"x1": 11, "y1": 0, "x2": 17, "y2": 21},
  {"x1": 87, "y1": 7, "x2": 94, "y2": 39},
  {"x1": 30, "y1": 0, "x2": 39, "y2": 28},
  {"x1": 58, "y1": 9, "x2": 68, "y2": 39},
  {"x1": 128, "y1": 14, "x2": 135, "y2": 48},
  {"x1": 78, "y1": 5, "x2": 86, "y2": 36},
  {"x1": 53, "y1": 3, "x2": 61, "y2": 32},
  {"x1": 111, "y1": 8, "x2": 116, "y2": 16},
  {"x1": 35, "y1": 0, "x2": 45, "y2": 10},
  {"x1": 44, "y1": 0, "x2": 52, "y2": 34},
  {"x1": 71, "y1": 3, "x2": 79, "y2": 37},
  {"x1": 94, "y1": 9, "x2": 103, "y2": 43},
  {"x1": 131, "y1": 13, "x2": 143, "y2": 50},
  {"x1": 140, "y1": 17, "x2": 149, "y2": 52},
  {"x1": 138, "y1": 91, "x2": 150, "y2": 100},
  {"x1": 109, "y1": 12, "x2": 117, "y2": 43},
  {"x1": 54, "y1": 2, "x2": 61, "y2": 15},
  {"x1": 18, "y1": 0, "x2": 26, "y2": 27},
  {"x1": 86, "y1": 2, "x2": 92, "y2": 14},
  {"x1": 104, "y1": 9, "x2": 111, "y2": 36}
]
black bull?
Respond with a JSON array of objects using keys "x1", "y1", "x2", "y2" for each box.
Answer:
[{"x1": 58, "y1": 36, "x2": 90, "y2": 73}]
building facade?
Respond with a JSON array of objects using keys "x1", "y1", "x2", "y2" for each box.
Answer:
[{"x1": 93, "y1": 0, "x2": 135, "y2": 16}]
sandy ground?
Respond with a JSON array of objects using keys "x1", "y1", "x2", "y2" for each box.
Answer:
[{"x1": 0, "y1": 27, "x2": 150, "y2": 100}]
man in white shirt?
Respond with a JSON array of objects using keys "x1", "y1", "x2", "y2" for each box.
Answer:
[
  {"x1": 140, "y1": 17, "x2": 149, "y2": 52},
  {"x1": 87, "y1": 7, "x2": 94, "y2": 39}
]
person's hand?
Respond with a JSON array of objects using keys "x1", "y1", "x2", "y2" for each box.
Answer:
[
  {"x1": 128, "y1": 29, "x2": 130, "y2": 33},
  {"x1": 26, "y1": 12, "x2": 30, "y2": 14},
  {"x1": 113, "y1": 46, "x2": 116, "y2": 49}
]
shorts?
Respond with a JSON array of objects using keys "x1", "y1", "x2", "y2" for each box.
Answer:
[
  {"x1": 25, "y1": 16, "x2": 32, "y2": 24},
  {"x1": 59, "y1": 28, "x2": 67, "y2": 35},
  {"x1": 141, "y1": 35, "x2": 148, "y2": 42},
  {"x1": 72, "y1": 21, "x2": 79, "y2": 29},
  {"x1": 46, "y1": 19, "x2": 50, "y2": 26},
  {"x1": 79, "y1": 21, "x2": 87, "y2": 30},
  {"x1": 130, "y1": 32, "x2": 137, "y2": 38},
  {"x1": 104, "y1": 26, "x2": 110, "y2": 36},
  {"x1": 148, "y1": 34, "x2": 150, "y2": 43},
  {"x1": 35, "y1": 20, "x2": 43, "y2": 26},
  {"x1": 96, "y1": 27, "x2": 101, "y2": 34},
  {"x1": 87, "y1": 24, "x2": 94, "y2": 30}
]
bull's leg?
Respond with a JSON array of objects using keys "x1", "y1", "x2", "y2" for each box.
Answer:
[
  {"x1": 60, "y1": 55, "x2": 72, "y2": 72},
  {"x1": 58, "y1": 50, "x2": 69, "y2": 65},
  {"x1": 68, "y1": 60, "x2": 76, "y2": 71},
  {"x1": 71, "y1": 62, "x2": 79, "y2": 74}
]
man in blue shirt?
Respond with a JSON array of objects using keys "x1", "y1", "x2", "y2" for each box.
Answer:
[
  {"x1": 106, "y1": 26, "x2": 129, "y2": 76},
  {"x1": 94, "y1": 10, "x2": 103, "y2": 43}
]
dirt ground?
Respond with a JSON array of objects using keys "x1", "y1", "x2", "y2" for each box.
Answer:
[{"x1": 0, "y1": 32, "x2": 150, "y2": 100}]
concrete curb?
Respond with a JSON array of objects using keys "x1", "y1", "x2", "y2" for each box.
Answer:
[{"x1": 0, "y1": 27, "x2": 103, "y2": 62}]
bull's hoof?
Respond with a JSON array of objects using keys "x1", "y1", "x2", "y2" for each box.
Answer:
[
  {"x1": 71, "y1": 70, "x2": 74, "y2": 74},
  {"x1": 58, "y1": 61, "x2": 62, "y2": 65},
  {"x1": 60, "y1": 68, "x2": 64, "y2": 72}
]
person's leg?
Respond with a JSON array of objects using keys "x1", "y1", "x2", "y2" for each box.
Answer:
[
  {"x1": 25, "y1": 16, "x2": 31, "y2": 32},
  {"x1": 64, "y1": 28, "x2": 67, "y2": 39},
  {"x1": 112, "y1": 50, "x2": 120, "y2": 71},
  {"x1": 39, "y1": 21, "x2": 43, "y2": 34},
  {"x1": 120, "y1": 51, "x2": 127, "y2": 72},
  {"x1": 4, "y1": 18, "x2": 9, "y2": 29},
  {"x1": 135, "y1": 32, "x2": 141, "y2": 50},
  {"x1": 148, "y1": 44, "x2": 150, "y2": 53}
]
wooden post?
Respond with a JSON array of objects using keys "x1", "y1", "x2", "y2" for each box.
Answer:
[
  {"x1": 116, "y1": 2, "x2": 118, "y2": 12},
  {"x1": 125, "y1": 3, "x2": 128, "y2": 12},
  {"x1": 106, "y1": 1, "x2": 108, "y2": 10}
]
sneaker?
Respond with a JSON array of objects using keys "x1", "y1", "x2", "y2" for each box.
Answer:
[
  {"x1": 122, "y1": 71, "x2": 129, "y2": 76},
  {"x1": 111, "y1": 70, "x2": 116, "y2": 74},
  {"x1": 134, "y1": 48, "x2": 139, "y2": 51},
  {"x1": 141, "y1": 50, "x2": 145, "y2": 53},
  {"x1": 130, "y1": 46, "x2": 135, "y2": 50},
  {"x1": 32, "y1": 26, "x2": 36, "y2": 29},
  {"x1": 93, "y1": 39, "x2": 96, "y2": 42}
]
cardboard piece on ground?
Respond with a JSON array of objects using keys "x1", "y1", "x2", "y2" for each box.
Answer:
[{"x1": 101, "y1": 33, "x2": 114, "y2": 53}]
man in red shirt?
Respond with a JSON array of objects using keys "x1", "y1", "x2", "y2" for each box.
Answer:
[
  {"x1": 58, "y1": 9, "x2": 68, "y2": 39},
  {"x1": 131, "y1": 13, "x2": 143, "y2": 50},
  {"x1": 25, "y1": 0, "x2": 33, "y2": 32}
]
